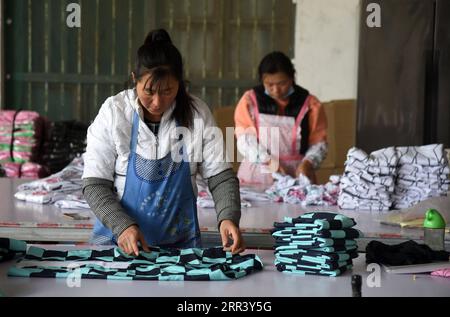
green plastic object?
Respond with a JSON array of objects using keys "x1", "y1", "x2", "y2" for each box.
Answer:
[{"x1": 423, "y1": 209, "x2": 446, "y2": 229}]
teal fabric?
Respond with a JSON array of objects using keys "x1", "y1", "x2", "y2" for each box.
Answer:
[
  {"x1": 8, "y1": 244, "x2": 263, "y2": 281},
  {"x1": 272, "y1": 212, "x2": 361, "y2": 277}
]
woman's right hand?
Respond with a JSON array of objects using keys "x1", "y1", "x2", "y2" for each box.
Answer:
[
  {"x1": 118, "y1": 225, "x2": 150, "y2": 256},
  {"x1": 263, "y1": 157, "x2": 286, "y2": 175}
]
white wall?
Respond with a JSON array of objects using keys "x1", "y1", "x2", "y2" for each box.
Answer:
[{"x1": 293, "y1": 0, "x2": 361, "y2": 102}]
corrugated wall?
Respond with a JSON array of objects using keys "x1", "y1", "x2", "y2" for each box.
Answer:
[{"x1": 4, "y1": 0, "x2": 295, "y2": 122}]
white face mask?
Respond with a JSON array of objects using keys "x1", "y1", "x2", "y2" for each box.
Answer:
[{"x1": 264, "y1": 86, "x2": 294, "y2": 99}]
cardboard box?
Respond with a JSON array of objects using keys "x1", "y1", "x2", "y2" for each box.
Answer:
[
  {"x1": 332, "y1": 99, "x2": 356, "y2": 167},
  {"x1": 213, "y1": 106, "x2": 240, "y2": 172},
  {"x1": 316, "y1": 167, "x2": 344, "y2": 185},
  {"x1": 320, "y1": 101, "x2": 336, "y2": 169},
  {"x1": 319, "y1": 99, "x2": 356, "y2": 169}
]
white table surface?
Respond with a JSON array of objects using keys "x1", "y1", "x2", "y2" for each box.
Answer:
[
  {"x1": 1, "y1": 245, "x2": 450, "y2": 297},
  {"x1": 1, "y1": 179, "x2": 448, "y2": 250}
]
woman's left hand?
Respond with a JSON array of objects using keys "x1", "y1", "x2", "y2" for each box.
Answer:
[
  {"x1": 296, "y1": 160, "x2": 317, "y2": 184},
  {"x1": 219, "y1": 220, "x2": 246, "y2": 254}
]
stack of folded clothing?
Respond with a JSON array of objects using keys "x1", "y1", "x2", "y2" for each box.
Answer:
[
  {"x1": 0, "y1": 110, "x2": 49, "y2": 179},
  {"x1": 14, "y1": 156, "x2": 84, "y2": 204},
  {"x1": 1, "y1": 162, "x2": 49, "y2": 178},
  {"x1": 338, "y1": 147, "x2": 398, "y2": 211},
  {"x1": 42, "y1": 120, "x2": 88, "y2": 174},
  {"x1": 394, "y1": 144, "x2": 450, "y2": 208},
  {"x1": 273, "y1": 212, "x2": 362, "y2": 277},
  {"x1": 0, "y1": 110, "x2": 45, "y2": 163}
]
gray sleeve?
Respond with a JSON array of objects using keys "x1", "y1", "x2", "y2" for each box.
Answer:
[
  {"x1": 207, "y1": 168, "x2": 241, "y2": 228},
  {"x1": 82, "y1": 177, "x2": 137, "y2": 238}
]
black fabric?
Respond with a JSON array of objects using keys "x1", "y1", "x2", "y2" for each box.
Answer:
[
  {"x1": 253, "y1": 84, "x2": 310, "y2": 155},
  {"x1": 42, "y1": 120, "x2": 88, "y2": 173},
  {"x1": 144, "y1": 118, "x2": 161, "y2": 136},
  {"x1": 365, "y1": 240, "x2": 450, "y2": 266},
  {"x1": 0, "y1": 238, "x2": 26, "y2": 262}
]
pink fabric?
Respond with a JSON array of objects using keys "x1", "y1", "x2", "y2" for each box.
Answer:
[
  {"x1": 0, "y1": 151, "x2": 35, "y2": 162},
  {"x1": 0, "y1": 110, "x2": 45, "y2": 168},
  {"x1": 0, "y1": 136, "x2": 37, "y2": 146},
  {"x1": 0, "y1": 110, "x2": 41, "y2": 125},
  {"x1": 431, "y1": 268, "x2": 450, "y2": 278},
  {"x1": 238, "y1": 90, "x2": 308, "y2": 186},
  {"x1": 3, "y1": 162, "x2": 48, "y2": 179}
]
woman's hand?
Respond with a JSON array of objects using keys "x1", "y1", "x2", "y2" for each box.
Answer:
[
  {"x1": 219, "y1": 220, "x2": 246, "y2": 254},
  {"x1": 263, "y1": 157, "x2": 286, "y2": 174},
  {"x1": 118, "y1": 225, "x2": 150, "y2": 256},
  {"x1": 296, "y1": 159, "x2": 317, "y2": 184}
]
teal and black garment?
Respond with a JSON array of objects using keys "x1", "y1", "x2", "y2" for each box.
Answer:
[
  {"x1": 273, "y1": 212, "x2": 357, "y2": 231},
  {"x1": 8, "y1": 245, "x2": 263, "y2": 281},
  {"x1": 274, "y1": 249, "x2": 358, "y2": 264},
  {"x1": 275, "y1": 257, "x2": 353, "y2": 272},
  {"x1": 275, "y1": 244, "x2": 358, "y2": 253},
  {"x1": 274, "y1": 237, "x2": 358, "y2": 249},
  {"x1": 272, "y1": 228, "x2": 362, "y2": 239},
  {"x1": 276, "y1": 262, "x2": 353, "y2": 277},
  {"x1": 272, "y1": 212, "x2": 361, "y2": 277},
  {"x1": 0, "y1": 238, "x2": 26, "y2": 262}
]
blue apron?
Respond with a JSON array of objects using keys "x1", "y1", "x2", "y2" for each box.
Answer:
[{"x1": 91, "y1": 111, "x2": 201, "y2": 248}]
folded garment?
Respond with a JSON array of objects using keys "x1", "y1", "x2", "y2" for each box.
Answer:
[
  {"x1": 274, "y1": 212, "x2": 357, "y2": 230},
  {"x1": 276, "y1": 263, "x2": 353, "y2": 277},
  {"x1": 0, "y1": 110, "x2": 41, "y2": 125},
  {"x1": 343, "y1": 170, "x2": 395, "y2": 188},
  {"x1": 338, "y1": 192, "x2": 392, "y2": 211},
  {"x1": 345, "y1": 158, "x2": 396, "y2": 175},
  {"x1": 0, "y1": 151, "x2": 36, "y2": 163},
  {"x1": 340, "y1": 184, "x2": 391, "y2": 200},
  {"x1": 397, "y1": 164, "x2": 450, "y2": 175},
  {"x1": 274, "y1": 237, "x2": 357, "y2": 249},
  {"x1": 2, "y1": 162, "x2": 49, "y2": 179},
  {"x1": 341, "y1": 171, "x2": 395, "y2": 192},
  {"x1": 272, "y1": 228, "x2": 363, "y2": 239},
  {"x1": 14, "y1": 189, "x2": 71, "y2": 204},
  {"x1": 17, "y1": 157, "x2": 84, "y2": 192},
  {"x1": 397, "y1": 172, "x2": 450, "y2": 182},
  {"x1": 366, "y1": 240, "x2": 450, "y2": 266},
  {"x1": 346, "y1": 147, "x2": 399, "y2": 167},
  {"x1": 275, "y1": 257, "x2": 353, "y2": 271},
  {"x1": 15, "y1": 157, "x2": 85, "y2": 205},
  {"x1": 397, "y1": 144, "x2": 448, "y2": 166},
  {"x1": 275, "y1": 249, "x2": 358, "y2": 263}
]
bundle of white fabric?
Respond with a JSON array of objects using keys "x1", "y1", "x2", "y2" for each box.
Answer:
[
  {"x1": 14, "y1": 156, "x2": 87, "y2": 208},
  {"x1": 338, "y1": 147, "x2": 398, "y2": 211},
  {"x1": 393, "y1": 144, "x2": 450, "y2": 209},
  {"x1": 265, "y1": 173, "x2": 340, "y2": 206}
]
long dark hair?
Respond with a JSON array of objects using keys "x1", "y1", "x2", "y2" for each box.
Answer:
[
  {"x1": 258, "y1": 51, "x2": 296, "y2": 83},
  {"x1": 130, "y1": 29, "x2": 196, "y2": 128}
]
